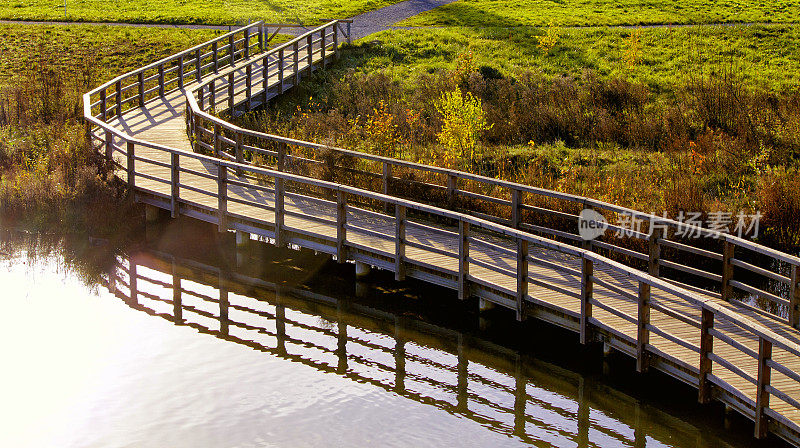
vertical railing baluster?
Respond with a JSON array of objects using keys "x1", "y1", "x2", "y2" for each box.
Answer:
[
  {"x1": 722, "y1": 239, "x2": 734, "y2": 301},
  {"x1": 196, "y1": 48, "x2": 202, "y2": 82},
  {"x1": 279, "y1": 48, "x2": 285, "y2": 92},
  {"x1": 649, "y1": 220, "x2": 661, "y2": 276},
  {"x1": 213, "y1": 41, "x2": 219, "y2": 72},
  {"x1": 229, "y1": 34, "x2": 235, "y2": 67},
  {"x1": 115, "y1": 80, "x2": 122, "y2": 117},
  {"x1": 105, "y1": 131, "x2": 113, "y2": 162},
  {"x1": 516, "y1": 238, "x2": 528, "y2": 321},
  {"x1": 511, "y1": 188, "x2": 522, "y2": 229},
  {"x1": 99, "y1": 88, "x2": 107, "y2": 120},
  {"x1": 274, "y1": 176, "x2": 284, "y2": 246},
  {"x1": 307, "y1": 34, "x2": 313, "y2": 76},
  {"x1": 126, "y1": 141, "x2": 135, "y2": 188},
  {"x1": 395, "y1": 204, "x2": 406, "y2": 281},
  {"x1": 178, "y1": 54, "x2": 184, "y2": 89},
  {"x1": 235, "y1": 132, "x2": 244, "y2": 177},
  {"x1": 244, "y1": 27, "x2": 250, "y2": 59},
  {"x1": 213, "y1": 123, "x2": 220, "y2": 157},
  {"x1": 447, "y1": 174, "x2": 457, "y2": 205},
  {"x1": 637, "y1": 281, "x2": 650, "y2": 372},
  {"x1": 158, "y1": 64, "x2": 165, "y2": 97},
  {"x1": 278, "y1": 143, "x2": 286, "y2": 171},
  {"x1": 258, "y1": 23, "x2": 264, "y2": 51},
  {"x1": 245, "y1": 65, "x2": 252, "y2": 111},
  {"x1": 580, "y1": 256, "x2": 593, "y2": 344},
  {"x1": 790, "y1": 264, "x2": 799, "y2": 328},
  {"x1": 137, "y1": 72, "x2": 144, "y2": 106},
  {"x1": 333, "y1": 23, "x2": 339, "y2": 58},
  {"x1": 227, "y1": 72, "x2": 234, "y2": 112},
  {"x1": 209, "y1": 79, "x2": 216, "y2": 111},
  {"x1": 262, "y1": 54, "x2": 269, "y2": 106},
  {"x1": 458, "y1": 221, "x2": 470, "y2": 300},
  {"x1": 294, "y1": 41, "x2": 300, "y2": 85},
  {"x1": 755, "y1": 336, "x2": 773, "y2": 438},
  {"x1": 698, "y1": 308, "x2": 714, "y2": 404},
  {"x1": 321, "y1": 27, "x2": 327, "y2": 66},
  {"x1": 217, "y1": 162, "x2": 227, "y2": 232},
  {"x1": 171, "y1": 152, "x2": 180, "y2": 218},
  {"x1": 337, "y1": 190, "x2": 347, "y2": 263}
]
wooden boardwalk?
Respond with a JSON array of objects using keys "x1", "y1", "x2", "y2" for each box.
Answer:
[{"x1": 84, "y1": 21, "x2": 800, "y2": 446}]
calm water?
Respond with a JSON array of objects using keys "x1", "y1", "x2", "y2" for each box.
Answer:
[{"x1": 0, "y1": 219, "x2": 787, "y2": 448}]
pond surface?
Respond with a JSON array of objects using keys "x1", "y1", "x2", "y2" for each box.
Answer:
[{"x1": 0, "y1": 219, "x2": 787, "y2": 448}]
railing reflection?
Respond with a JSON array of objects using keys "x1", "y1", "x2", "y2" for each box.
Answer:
[{"x1": 106, "y1": 248, "x2": 736, "y2": 448}]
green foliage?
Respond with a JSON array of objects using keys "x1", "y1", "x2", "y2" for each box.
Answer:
[{"x1": 435, "y1": 89, "x2": 490, "y2": 164}]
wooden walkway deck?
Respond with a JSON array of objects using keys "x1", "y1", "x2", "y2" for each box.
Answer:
[{"x1": 83, "y1": 21, "x2": 800, "y2": 446}]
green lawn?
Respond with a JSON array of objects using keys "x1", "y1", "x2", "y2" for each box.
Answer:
[
  {"x1": 399, "y1": 0, "x2": 800, "y2": 27},
  {"x1": 345, "y1": 25, "x2": 800, "y2": 93},
  {"x1": 0, "y1": 0, "x2": 394, "y2": 25}
]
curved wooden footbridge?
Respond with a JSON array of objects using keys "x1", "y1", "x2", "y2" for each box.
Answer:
[{"x1": 84, "y1": 21, "x2": 800, "y2": 445}]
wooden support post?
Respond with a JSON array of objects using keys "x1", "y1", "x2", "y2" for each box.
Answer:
[
  {"x1": 721, "y1": 239, "x2": 734, "y2": 301},
  {"x1": 171, "y1": 152, "x2": 180, "y2": 218},
  {"x1": 277, "y1": 143, "x2": 286, "y2": 171},
  {"x1": 258, "y1": 23, "x2": 264, "y2": 51},
  {"x1": 337, "y1": 190, "x2": 347, "y2": 263},
  {"x1": 104, "y1": 131, "x2": 113, "y2": 162},
  {"x1": 99, "y1": 89, "x2": 106, "y2": 121},
  {"x1": 158, "y1": 64, "x2": 164, "y2": 97},
  {"x1": 196, "y1": 49, "x2": 202, "y2": 82},
  {"x1": 293, "y1": 42, "x2": 300, "y2": 85},
  {"x1": 229, "y1": 34, "x2": 235, "y2": 67},
  {"x1": 129, "y1": 261, "x2": 138, "y2": 304},
  {"x1": 274, "y1": 177, "x2": 284, "y2": 246},
  {"x1": 235, "y1": 132, "x2": 244, "y2": 176},
  {"x1": 511, "y1": 188, "x2": 523, "y2": 229},
  {"x1": 395, "y1": 205, "x2": 406, "y2": 281},
  {"x1": 126, "y1": 141, "x2": 135, "y2": 189},
  {"x1": 456, "y1": 336, "x2": 468, "y2": 411},
  {"x1": 137, "y1": 72, "x2": 144, "y2": 106},
  {"x1": 227, "y1": 73, "x2": 234, "y2": 112},
  {"x1": 172, "y1": 261, "x2": 182, "y2": 323},
  {"x1": 244, "y1": 27, "x2": 250, "y2": 59},
  {"x1": 115, "y1": 80, "x2": 122, "y2": 117},
  {"x1": 213, "y1": 123, "x2": 220, "y2": 157},
  {"x1": 755, "y1": 337, "x2": 773, "y2": 438},
  {"x1": 217, "y1": 163, "x2": 227, "y2": 232},
  {"x1": 698, "y1": 308, "x2": 714, "y2": 404},
  {"x1": 516, "y1": 238, "x2": 528, "y2": 321},
  {"x1": 648, "y1": 223, "x2": 661, "y2": 277},
  {"x1": 198, "y1": 85, "x2": 205, "y2": 110},
  {"x1": 447, "y1": 174, "x2": 457, "y2": 205},
  {"x1": 178, "y1": 55, "x2": 184, "y2": 89},
  {"x1": 790, "y1": 264, "x2": 800, "y2": 329},
  {"x1": 279, "y1": 48, "x2": 285, "y2": 92},
  {"x1": 306, "y1": 35, "x2": 313, "y2": 76},
  {"x1": 458, "y1": 220, "x2": 470, "y2": 300},
  {"x1": 513, "y1": 357, "x2": 526, "y2": 436},
  {"x1": 209, "y1": 80, "x2": 216, "y2": 110},
  {"x1": 580, "y1": 256, "x2": 593, "y2": 344},
  {"x1": 382, "y1": 162, "x2": 391, "y2": 196},
  {"x1": 212, "y1": 41, "x2": 219, "y2": 72},
  {"x1": 637, "y1": 281, "x2": 650, "y2": 372},
  {"x1": 262, "y1": 55, "x2": 269, "y2": 104},
  {"x1": 245, "y1": 65, "x2": 252, "y2": 110}
]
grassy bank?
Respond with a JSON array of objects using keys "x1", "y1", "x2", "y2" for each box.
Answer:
[
  {"x1": 236, "y1": 26, "x2": 800, "y2": 251},
  {"x1": 0, "y1": 25, "x2": 218, "y2": 234},
  {"x1": 0, "y1": 0, "x2": 392, "y2": 25},
  {"x1": 399, "y1": 0, "x2": 800, "y2": 27}
]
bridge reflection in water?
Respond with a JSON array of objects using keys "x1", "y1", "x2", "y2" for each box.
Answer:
[{"x1": 103, "y1": 222, "x2": 759, "y2": 448}]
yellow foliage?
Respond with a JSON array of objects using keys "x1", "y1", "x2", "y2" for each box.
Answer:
[
  {"x1": 538, "y1": 22, "x2": 562, "y2": 53},
  {"x1": 435, "y1": 90, "x2": 491, "y2": 166}
]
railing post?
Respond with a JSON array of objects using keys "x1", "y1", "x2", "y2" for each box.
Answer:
[
  {"x1": 274, "y1": 177, "x2": 284, "y2": 246},
  {"x1": 212, "y1": 41, "x2": 219, "y2": 72},
  {"x1": 178, "y1": 55, "x2": 184, "y2": 89},
  {"x1": 337, "y1": 190, "x2": 347, "y2": 263},
  {"x1": 637, "y1": 281, "x2": 650, "y2": 372},
  {"x1": 258, "y1": 23, "x2": 264, "y2": 51},
  {"x1": 307, "y1": 35, "x2": 313, "y2": 76},
  {"x1": 196, "y1": 49, "x2": 202, "y2": 82},
  {"x1": 698, "y1": 308, "x2": 714, "y2": 404},
  {"x1": 382, "y1": 162, "x2": 391, "y2": 196},
  {"x1": 648, "y1": 221, "x2": 661, "y2": 276},
  {"x1": 293, "y1": 41, "x2": 300, "y2": 85},
  {"x1": 395, "y1": 204, "x2": 406, "y2": 281},
  {"x1": 333, "y1": 23, "x2": 339, "y2": 58},
  {"x1": 229, "y1": 34, "x2": 235, "y2": 67},
  {"x1": 171, "y1": 152, "x2": 180, "y2": 218},
  {"x1": 321, "y1": 27, "x2": 327, "y2": 67},
  {"x1": 99, "y1": 89, "x2": 107, "y2": 121},
  {"x1": 277, "y1": 143, "x2": 286, "y2": 171},
  {"x1": 244, "y1": 27, "x2": 250, "y2": 59},
  {"x1": 227, "y1": 72, "x2": 234, "y2": 112},
  {"x1": 115, "y1": 80, "x2": 122, "y2": 117},
  {"x1": 245, "y1": 65, "x2": 252, "y2": 111},
  {"x1": 217, "y1": 162, "x2": 227, "y2": 232},
  {"x1": 262, "y1": 54, "x2": 269, "y2": 105},
  {"x1": 235, "y1": 132, "x2": 244, "y2": 176},
  {"x1": 458, "y1": 220, "x2": 470, "y2": 300},
  {"x1": 126, "y1": 141, "x2": 135, "y2": 189},
  {"x1": 722, "y1": 239, "x2": 734, "y2": 301},
  {"x1": 790, "y1": 264, "x2": 799, "y2": 329},
  {"x1": 347, "y1": 22, "x2": 352, "y2": 44},
  {"x1": 209, "y1": 79, "x2": 216, "y2": 110},
  {"x1": 580, "y1": 256, "x2": 593, "y2": 344},
  {"x1": 158, "y1": 64, "x2": 165, "y2": 97},
  {"x1": 447, "y1": 174, "x2": 457, "y2": 205},
  {"x1": 516, "y1": 238, "x2": 528, "y2": 321},
  {"x1": 511, "y1": 188, "x2": 523, "y2": 229},
  {"x1": 213, "y1": 123, "x2": 221, "y2": 157},
  {"x1": 137, "y1": 72, "x2": 145, "y2": 107},
  {"x1": 198, "y1": 85, "x2": 205, "y2": 110},
  {"x1": 104, "y1": 130, "x2": 113, "y2": 162},
  {"x1": 755, "y1": 336, "x2": 773, "y2": 438}
]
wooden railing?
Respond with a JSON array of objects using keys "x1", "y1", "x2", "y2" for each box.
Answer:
[
  {"x1": 83, "y1": 21, "x2": 800, "y2": 445},
  {"x1": 181, "y1": 29, "x2": 800, "y2": 329}
]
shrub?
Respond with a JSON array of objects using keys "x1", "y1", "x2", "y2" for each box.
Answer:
[{"x1": 435, "y1": 89, "x2": 491, "y2": 165}]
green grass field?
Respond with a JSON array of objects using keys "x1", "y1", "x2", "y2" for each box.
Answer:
[
  {"x1": 0, "y1": 0, "x2": 393, "y2": 25},
  {"x1": 399, "y1": 0, "x2": 800, "y2": 27},
  {"x1": 344, "y1": 25, "x2": 800, "y2": 94}
]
